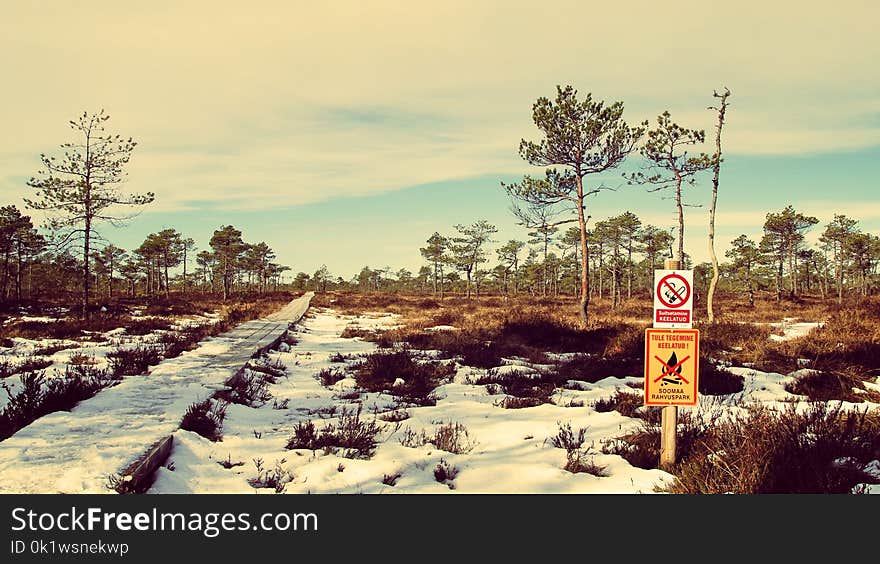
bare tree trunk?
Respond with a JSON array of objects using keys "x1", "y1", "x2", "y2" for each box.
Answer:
[
  {"x1": 707, "y1": 88, "x2": 729, "y2": 323},
  {"x1": 164, "y1": 258, "x2": 170, "y2": 299},
  {"x1": 15, "y1": 243, "x2": 23, "y2": 303},
  {"x1": 1, "y1": 250, "x2": 9, "y2": 302},
  {"x1": 675, "y1": 172, "x2": 685, "y2": 264},
  {"x1": 576, "y1": 177, "x2": 590, "y2": 324},
  {"x1": 83, "y1": 216, "x2": 91, "y2": 319},
  {"x1": 776, "y1": 256, "x2": 783, "y2": 302},
  {"x1": 626, "y1": 242, "x2": 633, "y2": 300}
]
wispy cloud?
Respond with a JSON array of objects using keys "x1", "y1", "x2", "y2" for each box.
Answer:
[{"x1": 2, "y1": 1, "x2": 877, "y2": 214}]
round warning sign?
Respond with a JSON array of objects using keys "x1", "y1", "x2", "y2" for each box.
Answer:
[{"x1": 656, "y1": 273, "x2": 691, "y2": 309}]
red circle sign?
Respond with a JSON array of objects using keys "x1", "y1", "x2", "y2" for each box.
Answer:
[{"x1": 657, "y1": 274, "x2": 690, "y2": 309}]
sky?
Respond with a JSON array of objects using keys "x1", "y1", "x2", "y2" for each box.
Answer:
[{"x1": 1, "y1": 1, "x2": 878, "y2": 279}]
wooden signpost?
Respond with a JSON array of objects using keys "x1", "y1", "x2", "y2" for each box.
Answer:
[{"x1": 649, "y1": 259, "x2": 700, "y2": 471}]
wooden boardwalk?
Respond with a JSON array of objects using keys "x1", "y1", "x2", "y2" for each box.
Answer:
[{"x1": 0, "y1": 292, "x2": 313, "y2": 494}]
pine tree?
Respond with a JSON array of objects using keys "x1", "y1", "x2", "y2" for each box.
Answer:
[{"x1": 25, "y1": 110, "x2": 153, "y2": 318}]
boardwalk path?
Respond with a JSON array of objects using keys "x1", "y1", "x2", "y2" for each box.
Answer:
[{"x1": 0, "y1": 292, "x2": 313, "y2": 494}]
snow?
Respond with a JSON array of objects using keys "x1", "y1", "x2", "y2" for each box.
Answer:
[
  {"x1": 4, "y1": 298, "x2": 878, "y2": 495},
  {"x1": 0, "y1": 293, "x2": 313, "y2": 494},
  {"x1": 0, "y1": 312, "x2": 223, "y2": 410},
  {"x1": 151, "y1": 308, "x2": 671, "y2": 494},
  {"x1": 768, "y1": 318, "x2": 824, "y2": 342},
  {"x1": 147, "y1": 307, "x2": 880, "y2": 495}
]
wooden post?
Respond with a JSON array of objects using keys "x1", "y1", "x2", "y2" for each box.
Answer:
[{"x1": 660, "y1": 258, "x2": 680, "y2": 471}]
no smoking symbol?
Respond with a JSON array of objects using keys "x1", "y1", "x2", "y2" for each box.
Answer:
[{"x1": 657, "y1": 273, "x2": 690, "y2": 309}]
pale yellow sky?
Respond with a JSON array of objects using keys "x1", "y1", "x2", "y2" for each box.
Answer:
[{"x1": 2, "y1": 0, "x2": 878, "y2": 212}]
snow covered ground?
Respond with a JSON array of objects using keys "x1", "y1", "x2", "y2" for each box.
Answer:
[
  {"x1": 3, "y1": 301, "x2": 875, "y2": 494},
  {"x1": 0, "y1": 312, "x2": 221, "y2": 410},
  {"x1": 767, "y1": 317, "x2": 824, "y2": 342},
  {"x1": 150, "y1": 306, "x2": 879, "y2": 495},
  {"x1": 0, "y1": 295, "x2": 312, "y2": 494}
]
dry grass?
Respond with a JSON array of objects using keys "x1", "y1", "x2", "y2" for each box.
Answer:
[
  {"x1": 666, "y1": 403, "x2": 880, "y2": 494},
  {"x1": 0, "y1": 291, "x2": 299, "y2": 343}
]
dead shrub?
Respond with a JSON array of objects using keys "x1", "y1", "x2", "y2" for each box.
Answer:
[
  {"x1": 180, "y1": 399, "x2": 227, "y2": 442},
  {"x1": 248, "y1": 458, "x2": 293, "y2": 493},
  {"x1": 556, "y1": 355, "x2": 641, "y2": 384},
  {"x1": 107, "y1": 346, "x2": 163, "y2": 376},
  {"x1": 699, "y1": 358, "x2": 745, "y2": 396},
  {"x1": 592, "y1": 389, "x2": 643, "y2": 418},
  {"x1": 218, "y1": 369, "x2": 272, "y2": 406},
  {"x1": 431, "y1": 421, "x2": 476, "y2": 454},
  {"x1": 434, "y1": 459, "x2": 459, "y2": 488},
  {"x1": 494, "y1": 396, "x2": 545, "y2": 409},
  {"x1": 600, "y1": 410, "x2": 718, "y2": 470},
  {"x1": 667, "y1": 403, "x2": 880, "y2": 494},
  {"x1": 353, "y1": 349, "x2": 454, "y2": 406},
  {"x1": 784, "y1": 371, "x2": 880, "y2": 403},
  {"x1": 285, "y1": 406, "x2": 384, "y2": 459},
  {"x1": 0, "y1": 366, "x2": 118, "y2": 441},
  {"x1": 564, "y1": 448, "x2": 609, "y2": 476},
  {"x1": 547, "y1": 421, "x2": 587, "y2": 452},
  {"x1": 316, "y1": 367, "x2": 346, "y2": 387}
]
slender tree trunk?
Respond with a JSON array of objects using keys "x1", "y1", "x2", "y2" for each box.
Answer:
[
  {"x1": 83, "y1": 217, "x2": 91, "y2": 319},
  {"x1": 15, "y1": 242, "x2": 23, "y2": 303},
  {"x1": 575, "y1": 176, "x2": 590, "y2": 324},
  {"x1": 626, "y1": 241, "x2": 633, "y2": 300},
  {"x1": 675, "y1": 172, "x2": 685, "y2": 264},
  {"x1": 1, "y1": 250, "x2": 10, "y2": 302},
  {"x1": 776, "y1": 255, "x2": 783, "y2": 302},
  {"x1": 706, "y1": 90, "x2": 729, "y2": 323},
  {"x1": 542, "y1": 236, "x2": 548, "y2": 298}
]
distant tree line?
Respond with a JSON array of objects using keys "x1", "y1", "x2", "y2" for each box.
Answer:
[
  {"x1": 1, "y1": 110, "x2": 291, "y2": 315},
  {"x1": 282, "y1": 207, "x2": 879, "y2": 307}
]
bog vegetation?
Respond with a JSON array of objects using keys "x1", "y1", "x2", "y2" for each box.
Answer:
[{"x1": 1, "y1": 88, "x2": 878, "y2": 495}]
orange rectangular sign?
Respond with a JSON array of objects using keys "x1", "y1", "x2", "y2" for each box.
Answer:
[{"x1": 644, "y1": 328, "x2": 700, "y2": 406}]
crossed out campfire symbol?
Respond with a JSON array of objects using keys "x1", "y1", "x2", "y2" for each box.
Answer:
[{"x1": 654, "y1": 351, "x2": 691, "y2": 386}]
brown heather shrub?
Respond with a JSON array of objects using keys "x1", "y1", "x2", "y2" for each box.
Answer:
[
  {"x1": 777, "y1": 307, "x2": 880, "y2": 377},
  {"x1": 593, "y1": 389, "x2": 643, "y2": 418},
  {"x1": 697, "y1": 321, "x2": 771, "y2": 356},
  {"x1": 666, "y1": 403, "x2": 880, "y2": 494},
  {"x1": 698, "y1": 359, "x2": 745, "y2": 396},
  {"x1": 564, "y1": 449, "x2": 609, "y2": 477},
  {"x1": 600, "y1": 409, "x2": 720, "y2": 470},
  {"x1": 434, "y1": 459, "x2": 459, "y2": 487},
  {"x1": 285, "y1": 406, "x2": 384, "y2": 459},
  {"x1": 180, "y1": 399, "x2": 227, "y2": 442},
  {"x1": 106, "y1": 346, "x2": 163, "y2": 376},
  {"x1": 316, "y1": 367, "x2": 346, "y2": 387},
  {"x1": 431, "y1": 421, "x2": 476, "y2": 454},
  {"x1": 494, "y1": 395, "x2": 546, "y2": 409},
  {"x1": 784, "y1": 370, "x2": 880, "y2": 403},
  {"x1": 353, "y1": 349, "x2": 454, "y2": 406},
  {"x1": 475, "y1": 367, "x2": 561, "y2": 405},
  {"x1": 556, "y1": 354, "x2": 642, "y2": 384},
  {"x1": 547, "y1": 421, "x2": 587, "y2": 451}
]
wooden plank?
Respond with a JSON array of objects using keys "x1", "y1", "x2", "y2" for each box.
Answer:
[{"x1": 114, "y1": 435, "x2": 174, "y2": 494}]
